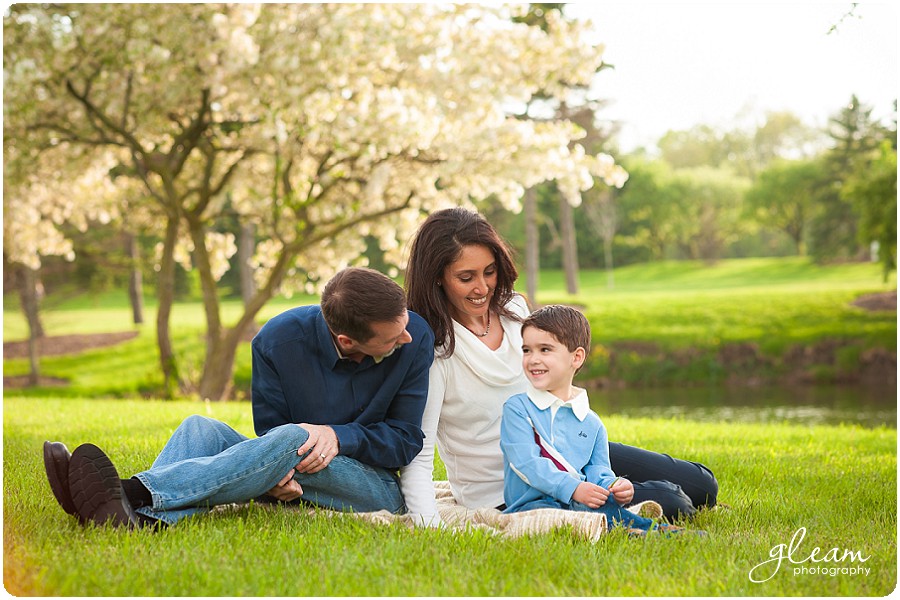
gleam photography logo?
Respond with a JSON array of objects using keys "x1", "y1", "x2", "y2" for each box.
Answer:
[{"x1": 748, "y1": 527, "x2": 871, "y2": 583}]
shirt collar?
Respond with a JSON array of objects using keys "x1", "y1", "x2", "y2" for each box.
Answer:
[
  {"x1": 318, "y1": 310, "x2": 395, "y2": 368},
  {"x1": 316, "y1": 311, "x2": 346, "y2": 368},
  {"x1": 331, "y1": 335, "x2": 348, "y2": 361},
  {"x1": 526, "y1": 383, "x2": 590, "y2": 421}
]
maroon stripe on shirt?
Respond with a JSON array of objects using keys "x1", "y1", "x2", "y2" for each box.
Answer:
[{"x1": 533, "y1": 428, "x2": 569, "y2": 472}]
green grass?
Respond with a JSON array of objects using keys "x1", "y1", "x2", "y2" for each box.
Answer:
[
  {"x1": 535, "y1": 257, "x2": 894, "y2": 348},
  {"x1": 2, "y1": 293, "x2": 318, "y2": 399},
  {"x1": 4, "y1": 397, "x2": 895, "y2": 596},
  {"x1": 531, "y1": 258, "x2": 895, "y2": 385},
  {"x1": 2, "y1": 289, "x2": 319, "y2": 341},
  {"x1": 4, "y1": 257, "x2": 894, "y2": 395}
]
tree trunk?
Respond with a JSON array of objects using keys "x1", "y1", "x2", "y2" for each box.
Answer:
[
  {"x1": 197, "y1": 329, "x2": 242, "y2": 401},
  {"x1": 18, "y1": 264, "x2": 45, "y2": 339},
  {"x1": 191, "y1": 202, "x2": 415, "y2": 400},
  {"x1": 523, "y1": 186, "x2": 539, "y2": 306},
  {"x1": 603, "y1": 237, "x2": 615, "y2": 289},
  {"x1": 239, "y1": 220, "x2": 257, "y2": 306},
  {"x1": 585, "y1": 189, "x2": 617, "y2": 290},
  {"x1": 188, "y1": 218, "x2": 223, "y2": 347},
  {"x1": 156, "y1": 216, "x2": 180, "y2": 398},
  {"x1": 599, "y1": 191, "x2": 616, "y2": 289},
  {"x1": 124, "y1": 231, "x2": 144, "y2": 325},
  {"x1": 188, "y1": 215, "x2": 231, "y2": 400},
  {"x1": 195, "y1": 240, "x2": 296, "y2": 401},
  {"x1": 559, "y1": 196, "x2": 579, "y2": 295},
  {"x1": 18, "y1": 265, "x2": 44, "y2": 386}
]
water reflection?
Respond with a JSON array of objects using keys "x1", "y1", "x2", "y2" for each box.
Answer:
[{"x1": 587, "y1": 384, "x2": 897, "y2": 429}]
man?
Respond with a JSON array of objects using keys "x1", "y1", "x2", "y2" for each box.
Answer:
[{"x1": 43, "y1": 267, "x2": 434, "y2": 528}]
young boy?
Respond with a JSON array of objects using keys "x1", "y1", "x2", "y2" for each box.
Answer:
[{"x1": 500, "y1": 305, "x2": 685, "y2": 535}]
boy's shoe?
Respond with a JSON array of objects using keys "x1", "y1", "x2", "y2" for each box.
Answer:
[
  {"x1": 68, "y1": 443, "x2": 141, "y2": 529},
  {"x1": 43, "y1": 441, "x2": 82, "y2": 522},
  {"x1": 654, "y1": 523, "x2": 708, "y2": 537},
  {"x1": 624, "y1": 527, "x2": 648, "y2": 537}
]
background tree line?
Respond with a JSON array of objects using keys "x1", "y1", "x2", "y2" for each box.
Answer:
[
  {"x1": 479, "y1": 95, "x2": 896, "y2": 294},
  {"x1": 11, "y1": 95, "x2": 895, "y2": 308}
]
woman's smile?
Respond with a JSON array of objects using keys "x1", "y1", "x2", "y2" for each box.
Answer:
[{"x1": 441, "y1": 244, "x2": 497, "y2": 325}]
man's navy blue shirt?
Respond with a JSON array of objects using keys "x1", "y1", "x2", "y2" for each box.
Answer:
[{"x1": 250, "y1": 305, "x2": 434, "y2": 471}]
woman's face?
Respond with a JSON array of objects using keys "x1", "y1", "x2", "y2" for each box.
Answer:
[{"x1": 441, "y1": 244, "x2": 498, "y2": 322}]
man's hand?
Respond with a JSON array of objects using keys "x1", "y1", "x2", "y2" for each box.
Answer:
[
  {"x1": 295, "y1": 423, "x2": 340, "y2": 474},
  {"x1": 609, "y1": 477, "x2": 635, "y2": 505},
  {"x1": 267, "y1": 469, "x2": 303, "y2": 502},
  {"x1": 571, "y1": 481, "x2": 610, "y2": 508}
]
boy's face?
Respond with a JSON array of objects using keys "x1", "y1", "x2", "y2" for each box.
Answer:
[{"x1": 521, "y1": 326, "x2": 586, "y2": 400}]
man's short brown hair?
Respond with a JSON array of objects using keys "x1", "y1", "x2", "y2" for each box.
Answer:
[
  {"x1": 522, "y1": 304, "x2": 591, "y2": 355},
  {"x1": 321, "y1": 267, "x2": 407, "y2": 342}
]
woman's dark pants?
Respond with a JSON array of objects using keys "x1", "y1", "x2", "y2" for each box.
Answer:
[{"x1": 609, "y1": 442, "x2": 718, "y2": 520}]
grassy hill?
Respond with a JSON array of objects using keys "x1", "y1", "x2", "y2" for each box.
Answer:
[
  {"x1": 3, "y1": 257, "x2": 895, "y2": 397},
  {"x1": 530, "y1": 258, "x2": 895, "y2": 387}
]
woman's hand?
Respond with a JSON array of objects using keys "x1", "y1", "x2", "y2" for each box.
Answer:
[
  {"x1": 609, "y1": 477, "x2": 635, "y2": 505},
  {"x1": 571, "y1": 481, "x2": 610, "y2": 508}
]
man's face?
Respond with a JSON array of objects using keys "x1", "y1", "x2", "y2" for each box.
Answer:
[{"x1": 342, "y1": 311, "x2": 413, "y2": 360}]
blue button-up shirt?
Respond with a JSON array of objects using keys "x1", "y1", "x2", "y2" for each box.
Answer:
[{"x1": 251, "y1": 305, "x2": 434, "y2": 470}]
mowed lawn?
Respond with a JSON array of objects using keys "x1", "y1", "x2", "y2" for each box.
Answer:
[
  {"x1": 4, "y1": 397, "x2": 896, "y2": 596},
  {"x1": 3, "y1": 257, "x2": 897, "y2": 595},
  {"x1": 3, "y1": 257, "x2": 896, "y2": 397}
]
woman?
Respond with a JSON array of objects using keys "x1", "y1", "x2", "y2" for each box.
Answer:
[{"x1": 400, "y1": 207, "x2": 718, "y2": 526}]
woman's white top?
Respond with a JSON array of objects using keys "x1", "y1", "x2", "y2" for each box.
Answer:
[{"x1": 400, "y1": 295, "x2": 530, "y2": 526}]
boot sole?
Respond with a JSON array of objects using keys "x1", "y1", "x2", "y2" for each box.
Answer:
[
  {"x1": 68, "y1": 443, "x2": 137, "y2": 528},
  {"x1": 43, "y1": 441, "x2": 80, "y2": 519}
]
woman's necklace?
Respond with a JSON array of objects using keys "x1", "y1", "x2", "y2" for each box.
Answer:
[{"x1": 468, "y1": 312, "x2": 491, "y2": 337}]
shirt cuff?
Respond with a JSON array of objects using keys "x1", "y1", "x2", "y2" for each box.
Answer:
[
  {"x1": 329, "y1": 424, "x2": 357, "y2": 456},
  {"x1": 557, "y1": 477, "x2": 581, "y2": 504}
]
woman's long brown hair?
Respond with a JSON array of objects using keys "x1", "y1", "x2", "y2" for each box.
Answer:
[{"x1": 405, "y1": 207, "x2": 521, "y2": 358}]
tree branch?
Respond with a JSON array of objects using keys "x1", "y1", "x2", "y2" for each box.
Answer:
[
  {"x1": 121, "y1": 71, "x2": 134, "y2": 131},
  {"x1": 210, "y1": 150, "x2": 252, "y2": 197},
  {"x1": 27, "y1": 122, "x2": 127, "y2": 148},
  {"x1": 294, "y1": 191, "x2": 415, "y2": 250},
  {"x1": 65, "y1": 78, "x2": 145, "y2": 152},
  {"x1": 169, "y1": 88, "x2": 211, "y2": 175}
]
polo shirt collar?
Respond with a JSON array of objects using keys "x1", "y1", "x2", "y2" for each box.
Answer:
[{"x1": 526, "y1": 383, "x2": 590, "y2": 421}]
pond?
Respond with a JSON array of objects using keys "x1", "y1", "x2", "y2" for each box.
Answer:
[{"x1": 587, "y1": 384, "x2": 896, "y2": 429}]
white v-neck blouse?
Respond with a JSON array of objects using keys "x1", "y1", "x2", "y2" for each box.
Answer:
[{"x1": 400, "y1": 295, "x2": 530, "y2": 524}]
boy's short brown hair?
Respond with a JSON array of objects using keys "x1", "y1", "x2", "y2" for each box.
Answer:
[{"x1": 522, "y1": 304, "x2": 591, "y2": 354}]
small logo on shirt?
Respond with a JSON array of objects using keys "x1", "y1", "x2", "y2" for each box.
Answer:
[{"x1": 578, "y1": 431, "x2": 588, "y2": 438}]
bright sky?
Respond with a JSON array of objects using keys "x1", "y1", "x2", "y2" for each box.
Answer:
[{"x1": 565, "y1": 2, "x2": 898, "y2": 152}]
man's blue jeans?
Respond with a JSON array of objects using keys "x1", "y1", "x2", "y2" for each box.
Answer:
[{"x1": 133, "y1": 415, "x2": 406, "y2": 525}]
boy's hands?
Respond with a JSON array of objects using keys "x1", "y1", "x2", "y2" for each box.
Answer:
[
  {"x1": 609, "y1": 477, "x2": 635, "y2": 505},
  {"x1": 571, "y1": 478, "x2": 635, "y2": 509},
  {"x1": 571, "y1": 481, "x2": 610, "y2": 508}
]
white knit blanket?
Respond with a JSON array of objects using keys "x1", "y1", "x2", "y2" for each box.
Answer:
[{"x1": 320, "y1": 481, "x2": 663, "y2": 542}]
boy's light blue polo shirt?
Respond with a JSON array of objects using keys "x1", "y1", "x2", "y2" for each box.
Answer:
[{"x1": 500, "y1": 384, "x2": 617, "y2": 512}]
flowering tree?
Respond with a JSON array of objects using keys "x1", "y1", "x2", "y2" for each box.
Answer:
[
  {"x1": 5, "y1": 4, "x2": 624, "y2": 400},
  {"x1": 2, "y1": 140, "x2": 127, "y2": 382}
]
